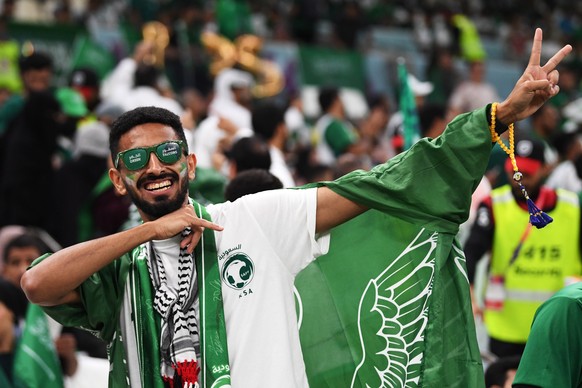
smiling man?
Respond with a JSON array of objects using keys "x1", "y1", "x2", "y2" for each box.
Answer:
[{"x1": 21, "y1": 29, "x2": 572, "y2": 388}]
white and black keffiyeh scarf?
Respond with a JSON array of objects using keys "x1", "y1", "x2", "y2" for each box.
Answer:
[{"x1": 147, "y1": 227, "x2": 200, "y2": 387}]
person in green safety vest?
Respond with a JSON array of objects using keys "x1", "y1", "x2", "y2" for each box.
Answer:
[{"x1": 466, "y1": 137, "x2": 582, "y2": 359}]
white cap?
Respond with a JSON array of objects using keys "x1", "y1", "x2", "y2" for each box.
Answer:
[{"x1": 407, "y1": 74, "x2": 433, "y2": 97}]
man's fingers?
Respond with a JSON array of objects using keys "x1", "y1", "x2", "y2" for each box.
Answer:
[
  {"x1": 547, "y1": 69, "x2": 560, "y2": 85},
  {"x1": 195, "y1": 218, "x2": 223, "y2": 231},
  {"x1": 524, "y1": 79, "x2": 551, "y2": 93},
  {"x1": 181, "y1": 230, "x2": 203, "y2": 254},
  {"x1": 541, "y1": 44, "x2": 572, "y2": 73},
  {"x1": 528, "y1": 28, "x2": 543, "y2": 67}
]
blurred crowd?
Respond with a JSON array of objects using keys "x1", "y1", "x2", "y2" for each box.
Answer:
[{"x1": 0, "y1": 1, "x2": 581, "y2": 387}]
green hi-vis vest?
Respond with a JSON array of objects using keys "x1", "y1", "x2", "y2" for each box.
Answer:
[{"x1": 485, "y1": 185, "x2": 582, "y2": 343}]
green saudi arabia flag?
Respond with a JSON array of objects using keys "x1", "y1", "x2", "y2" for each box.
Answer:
[
  {"x1": 13, "y1": 304, "x2": 64, "y2": 388},
  {"x1": 296, "y1": 211, "x2": 482, "y2": 387},
  {"x1": 296, "y1": 108, "x2": 491, "y2": 387}
]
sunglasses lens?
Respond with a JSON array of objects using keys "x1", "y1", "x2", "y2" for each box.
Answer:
[
  {"x1": 157, "y1": 141, "x2": 182, "y2": 164},
  {"x1": 122, "y1": 148, "x2": 148, "y2": 171}
]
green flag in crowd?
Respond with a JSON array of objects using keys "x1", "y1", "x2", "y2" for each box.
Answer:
[
  {"x1": 397, "y1": 61, "x2": 421, "y2": 151},
  {"x1": 13, "y1": 304, "x2": 64, "y2": 388}
]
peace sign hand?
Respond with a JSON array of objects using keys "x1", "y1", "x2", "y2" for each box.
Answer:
[{"x1": 497, "y1": 28, "x2": 572, "y2": 124}]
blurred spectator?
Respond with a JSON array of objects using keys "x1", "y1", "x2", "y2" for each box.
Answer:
[
  {"x1": 1, "y1": 233, "x2": 49, "y2": 288},
  {"x1": 549, "y1": 64, "x2": 581, "y2": 111},
  {"x1": 180, "y1": 87, "x2": 208, "y2": 130},
  {"x1": 0, "y1": 232, "x2": 78, "y2": 381},
  {"x1": 425, "y1": 48, "x2": 461, "y2": 106},
  {"x1": 418, "y1": 102, "x2": 447, "y2": 139},
  {"x1": 101, "y1": 41, "x2": 183, "y2": 116},
  {"x1": 129, "y1": 63, "x2": 183, "y2": 115},
  {"x1": 358, "y1": 94, "x2": 392, "y2": 165},
  {"x1": 314, "y1": 87, "x2": 369, "y2": 166},
  {"x1": 299, "y1": 163, "x2": 334, "y2": 184},
  {"x1": 448, "y1": 60, "x2": 500, "y2": 119},
  {"x1": 0, "y1": 91, "x2": 74, "y2": 229},
  {"x1": 47, "y1": 102, "x2": 122, "y2": 247},
  {"x1": 465, "y1": 138, "x2": 582, "y2": 358},
  {"x1": 0, "y1": 278, "x2": 25, "y2": 382},
  {"x1": 333, "y1": 153, "x2": 372, "y2": 179},
  {"x1": 284, "y1": 93, "x2": 310, "y2": 150},
  {"x1": 226, "y1": 135, "x2": 271, "y2": 178},
  {"x1": 0, "y1": 51, "x2": 53, "y2": 137},
  {"x1": 69, "y1": 67, "x2": 101, "y2": 112},
  {"x1": 252, "y1": 102, "x2": 296, "y2": 187},
  {"x1": 484, "y1": 355, "x2": 521, "y2": 388},
  {"x1": 224, "y1": 168, "x2": 283, "y2": 202},
  {"x1": 193, "y1": 68, "x2": 254, "y2": 169},
  {"x1": 0, "y1": 226, "x2": 24, "y2": 273},
  {"x1": 545, "y1": 130, "x2": 582, "y2": 193}
]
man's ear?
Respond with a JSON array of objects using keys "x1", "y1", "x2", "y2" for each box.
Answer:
[
  {"x1": 109, "y1": 168, "x2": 127, "y2": 195},
  {"x1": 187, "y1": 153, "x2": 197, "y2": 181}
]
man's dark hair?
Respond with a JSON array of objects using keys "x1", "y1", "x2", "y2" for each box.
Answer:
[
  {"x1": 134, "y1": 63, "x2": 160, "y2": 88},
  {"x1": 251, "y1": 102, "x2": 285, "y2": 141},
  {"x1": 18, "y1": 52, "x2": 53, "y2": 73},
  {"x1": 227, "y1": 136, "x2": 271, "y2": 172},
  {"x1": 418, "y1": 103, "x2": 446, "y2": 137},
  {"x1": 3, "y1": 233, "x2": 51, "y2": 263},
  {"x1": 225, "y1": 169, "x2": 283, "y2": 202},
  {"x1": 109, "y1": 106, "x2": 187, "y2": 158},
  {"x1": 318, "y1": 87, "x2": 339, "y2": 113}
]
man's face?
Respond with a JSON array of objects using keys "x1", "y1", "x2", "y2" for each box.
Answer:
[
  {"x1": 232, "y1": 86, "x2": 252, "y2": 108},
  {"x1": 509, "y1": 168, "x2": 545, "y2": 199},
  {"x1": 3, "y1": 246, "x2": 40, "y2": 287},
  {"x1": 22, "y1": 68, "x2": 52, "y2": 93},
  {"x1": 109, "y1": 124, "x2": 196, "y2": 221}
]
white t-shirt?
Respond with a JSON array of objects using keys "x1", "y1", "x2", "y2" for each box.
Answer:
[{"x1": 207, "y1": 188, "x2": 330, "y2": 388}]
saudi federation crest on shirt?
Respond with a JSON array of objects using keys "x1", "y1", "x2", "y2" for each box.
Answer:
[{"x1": 221, "y1": 253, "x2": 255, "y2": 290}]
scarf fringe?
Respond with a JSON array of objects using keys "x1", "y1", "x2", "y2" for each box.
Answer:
[{"x1": 164, "y1": 360, "x2": 199, "y2": 388}]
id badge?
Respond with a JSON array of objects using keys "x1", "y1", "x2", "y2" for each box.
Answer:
[{"x1": 485, "y1": 275, "x2": 506, "y2": 311}]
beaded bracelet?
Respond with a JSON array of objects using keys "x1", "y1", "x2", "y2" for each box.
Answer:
[{"x1": 489, "y1": 102, "x2": 553, "y2": 228}]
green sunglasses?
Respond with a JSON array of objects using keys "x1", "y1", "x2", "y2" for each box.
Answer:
[{"x1": 115, "y1": 140, "x2": 186, "y2": 171}]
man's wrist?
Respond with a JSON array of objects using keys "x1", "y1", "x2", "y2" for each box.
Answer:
[{"x1": 495, "y1": 100, "x2": 516, "y2": 125}]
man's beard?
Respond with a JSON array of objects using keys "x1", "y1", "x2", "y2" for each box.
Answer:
[{"x1": 126, "y1": 173, "x2": 189, "y2": 219}]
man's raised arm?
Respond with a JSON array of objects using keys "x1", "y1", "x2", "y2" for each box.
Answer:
[{"x1": 314, "y1": 28, "x2": 571, "y2": 233}]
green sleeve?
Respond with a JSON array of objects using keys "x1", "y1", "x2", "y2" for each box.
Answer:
[
  {"x1": 513, "y1": 290, "x2": 582, "y2": 387},
  {"x1": 324, "y1": 119, "x2": 357, "y2": 156},
  {"x1": 31, "y1": 253, "x2": 131, "y2": 342},
  {"x1": 316, "y1": 107, "x2": 492, "y2": 234}
]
